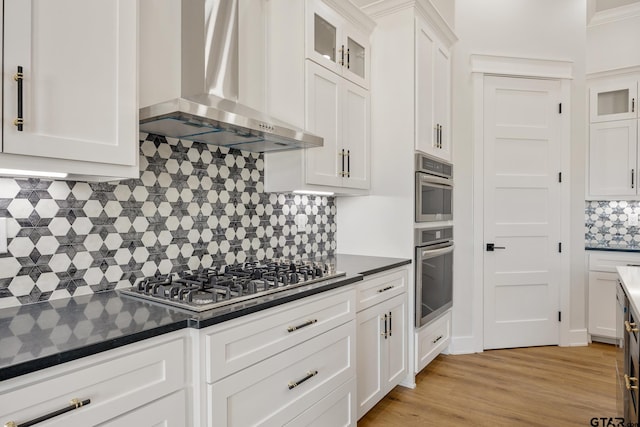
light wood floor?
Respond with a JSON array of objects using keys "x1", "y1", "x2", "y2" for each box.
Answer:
[{"x1": 358, "y1": 343, "x2": 617, "y2": 426}]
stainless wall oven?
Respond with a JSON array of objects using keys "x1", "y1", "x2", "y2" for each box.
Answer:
[
  {"x1": 415, "y1": 226, "x2": 453, "y2": 328},
  {"x1": 415, "y1": 153, "x2": 453, "y2": 222}
]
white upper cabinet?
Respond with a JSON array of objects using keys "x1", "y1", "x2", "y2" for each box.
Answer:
[
  {"x1": 305, "y1": 61, "x2": 369, "y2": 190},
  {"x1": 415, "y1": 16, "x2": 452, "y2": 162},
  {"x1": 264, "y1": 0, "x2": 374, "y2": 195},
  {"x1": 590, "y1": 77, "x2": 638, "y2": 123},
  {"x1": 1, "y1": 0, "x2": 138, "y2": 179},
  {"x1": 588, "y1": 119, "x2": 638, "y2": 197},
  {"x1": 587, "y1": 73, "x2": 640, "y2": 199},
  {"x1": 306, "y1": 0, "x2": 370, "y2": 89}
]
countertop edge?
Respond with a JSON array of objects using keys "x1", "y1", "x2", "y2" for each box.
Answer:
[
  {"x1": 586, "y1": 246, "x2": 640, "y2": 253},
  {"x1": 357, "y1": 259, "x2": 412, "y2": 276},
  {"x1": 0, "y1": 319, "x2": 190, "y2": 382}
]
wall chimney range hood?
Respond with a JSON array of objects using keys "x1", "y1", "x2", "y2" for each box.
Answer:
[{"x1": 139, "y1": 0, "x2": 323, "y2": 153}]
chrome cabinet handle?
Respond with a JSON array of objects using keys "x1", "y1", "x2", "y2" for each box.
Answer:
[
  {"x1": 5, "y1": 398, "x2": 90, "y2": 427},
  {"x1": 381, "y1": 313, "x2": 388, "y2": 339},
  {"x1": 287, "y1": 319, "x2": 317, "y2": 333},
  {"x1": 13, "y1": 66, "x2": 24, "y2": 131},
  {"x1": 288, "y1": 370, "x2": 318, "y2": 390}
]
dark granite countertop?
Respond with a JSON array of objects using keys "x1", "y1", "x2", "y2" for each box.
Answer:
[
  {"x1": 0, "y1": 254, "x2": 410, "y2": 382},
  {"x1": 586, "y1": 244, "x2": 640, "y2": 253},
  {"x1": 333, "y1": 253, "x2": 412, "y2": 276}
]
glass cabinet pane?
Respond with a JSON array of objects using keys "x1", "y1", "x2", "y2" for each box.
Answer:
[
  {"x1": 598, "y1": 89, "x2": 630, "y2": 116},
  {"x1": 314, "y1": 14, "x2": 336, "y2": 63},
  {"x1": 347, "y1": 37, "x2": 365, "y2": 79}
]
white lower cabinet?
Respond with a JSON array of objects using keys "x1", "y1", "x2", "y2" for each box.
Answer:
[
  {"x1": 415, "y1": 310, "x2": 451, "y2": 373},
  {"x1": 588, "y1": 251, "x2": 640, "y2": 341},
  {"x1": 355, "y1": 269, "x2": 408, "y2": 419},
  {"x1": 196, "y1": 287, "x2": 357, "y2": 427},
  {"x1": 0, "y1": 331, "x2": 189, "y2": 427}
]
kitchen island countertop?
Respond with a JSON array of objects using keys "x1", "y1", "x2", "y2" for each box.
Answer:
[
  {"x1": 617, "y1": 266, "x2": 640, "y2": 318},
  {"x1": 0, "y1": 253, "x2": 410, "y2": 381}
]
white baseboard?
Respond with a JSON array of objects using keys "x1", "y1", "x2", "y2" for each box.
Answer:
[
  {"x1": 565, "y1": 328, "x2": 589, "y2": 347},
  {"x1": 448, "y1": 335, "x2": 476, "y2": 354},
  {"x1": 399, "y1": 372, "x2": 416, "y2": 389}
]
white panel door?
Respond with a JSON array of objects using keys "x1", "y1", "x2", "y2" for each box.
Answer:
[
  {"x1": 588, "y1": 272, "x2": 618, "y2": 339},
  {"x1": 342, "y1": 80, "x2": 369, "y2": 189},
  {"x1": 383, "y1": 294, "x2": 406, "y2": 390},
  {"x1": 433, "y1": 41, "x2": 451, "y2": 161},
  {"x1": 483, "y1": 76, "x2": 562, "y2": 350},
  {"x1": 306, "y1": 61, "x2": 342, "y2": 187},
  {"x1": 3, "y1": 0, "x2": 137, "y2": 166},
  {"x1": 356, "y1": 304, "x2": 383, "y2": 419},
  {"x1": 588, "y1": 120, "x2": 638, "y2": 197}
]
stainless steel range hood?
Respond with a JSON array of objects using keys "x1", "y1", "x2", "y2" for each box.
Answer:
[{"x1": 139, "y1": 0, "x2": 323, "y2": 152}]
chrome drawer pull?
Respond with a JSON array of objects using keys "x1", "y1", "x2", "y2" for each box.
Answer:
[
  {"x1": 5, "y1": 398, "x2": 90, "y2": 427},
  {"x1": 287, "y1": 319, "x2": 317, "y2": 333},
  {"x1": 377, "y1": 286, "x2": 394, "y2": 293},
  {"x1": 288, "y1": 370, "x2": 318, "y2": 390}
]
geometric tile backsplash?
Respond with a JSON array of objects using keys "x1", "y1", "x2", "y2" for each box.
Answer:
[
  {"x1": 0, "y1": 134, "x2": 336, "y2": 308},
  {"x1": 585, "y1": 200, "x2": 640, "y2": 247}
]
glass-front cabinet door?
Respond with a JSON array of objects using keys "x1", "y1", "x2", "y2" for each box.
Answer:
[
  {"x1": 306, "y1": 0, "x2": 369, "y2": 89},
  {"x1": 590, "y1": 77, "x2": 638, "y2": 123}
]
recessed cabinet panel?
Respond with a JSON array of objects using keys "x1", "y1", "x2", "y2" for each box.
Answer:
[
  {"x1": 588, "y1": 120, "x2": 638, "y2": 197},
  {"x1": 3, "y1": 0, "x2": 137, "y2": 167}
]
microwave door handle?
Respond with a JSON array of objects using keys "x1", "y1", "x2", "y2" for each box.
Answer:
[{"x1": 421, "y1": 245, "x2": 454, "y2": 258}]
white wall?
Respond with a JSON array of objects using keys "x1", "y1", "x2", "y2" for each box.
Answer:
[
  {"x1": 451, "y1": 0, "x2": 587, "y2": 351},
  {"x1": 587, "y1": 14, "x2": 640, "y2": 73}
]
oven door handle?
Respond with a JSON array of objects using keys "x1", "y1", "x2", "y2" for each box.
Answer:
[
  {"x1": 418, "y1": 174, "x2": 452, "y2": 187},
  {"x1": 421, "y1": 244, "x2": 454, "y2": 258}
]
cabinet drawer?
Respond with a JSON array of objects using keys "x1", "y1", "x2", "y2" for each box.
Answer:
[
  {"x1": 415, "y1": 310, "x2": 451, "y2": 373},
  {"x1": 1, "y1": 333, "x2": 187, "y2": 427},
  {"x1": 208, "y1": 321, "x2": 355, "y2": 427},
  {"x1": 285, "y1": 378, "x2": 355, "y2": 427},
  {"x1": 356, "y1": 268, "x2": 407, "y2": 312},
  {"x1": 204, "y1": 288, "x2": 355, "y2": 383},
  {"x1": 589, "y1": 252, "x2": 640, "y2": 273},
  {"x1": 97, "y1": 389, "x2": 187, "y2": 427}
]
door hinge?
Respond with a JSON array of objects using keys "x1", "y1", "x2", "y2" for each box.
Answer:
[
  {"x1": 558, "y1": 242, "x2": 562, "y2": 253},
  {"x1": 558, "y1": 103, "x2": 562, "y2": 114},
  {"x1": 558, "y1": 311, "x2": 562, "y2": 322},
  {"x1": 558, "y1": 172, "x2": 562, "y2": 183}
]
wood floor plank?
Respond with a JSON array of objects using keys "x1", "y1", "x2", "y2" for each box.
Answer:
[{"x1": 358, "y1": 343, "x2": 617, "y2": 426}]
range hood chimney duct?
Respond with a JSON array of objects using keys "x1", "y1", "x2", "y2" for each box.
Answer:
[{"x1": 139, "y1": 0, "x2": 323, "y2": 152}]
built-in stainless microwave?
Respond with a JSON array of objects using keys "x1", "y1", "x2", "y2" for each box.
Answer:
[{"x1": 415, "y1": 153, "x2": 453, "y2": 222}]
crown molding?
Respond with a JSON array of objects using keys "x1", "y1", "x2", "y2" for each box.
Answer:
[
  {"x1": 360, "y1": 0, "x2": 457, "y2": 46},
  {"x1": 470, "y1": 54, "x2": 574, "y2": 79},
  {"x1": 323, "y1": 0, "x2": 377, "y2": 33},
  {"x1": 588, "y1": 1, "x2": 640, "y2": 26}
]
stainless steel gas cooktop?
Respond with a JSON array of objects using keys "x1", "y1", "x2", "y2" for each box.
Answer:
[{"x1": 120, "y1": 260, "x2": 344, "y2": 312}]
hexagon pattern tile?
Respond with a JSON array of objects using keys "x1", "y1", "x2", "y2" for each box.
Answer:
[
  {"x1": 585, "y1": 200, "x2": 640, "y2": 248},
  {"x1": 0, "y1": 135, "x2": 336, "y2": 307}
]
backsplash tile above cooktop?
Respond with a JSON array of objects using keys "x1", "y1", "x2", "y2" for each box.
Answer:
[
  {"x1": 585, "y1": 200, "x2": 640, "y2": 248},
  {"x1": 0, "y1": 134, "x2": 336, "y2": 308}
]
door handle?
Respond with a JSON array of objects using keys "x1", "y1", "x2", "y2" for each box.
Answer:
[
  {"x1": 486, "y1": 243, "x2": 506, "y2": 251},
  {"x1": 14, "y1": 66, "x2": 24, "y2": 131}
]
